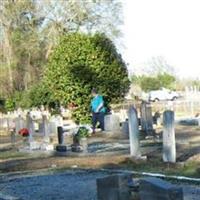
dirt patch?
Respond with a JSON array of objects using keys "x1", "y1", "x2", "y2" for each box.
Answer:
[{"x1": 0, "y1": 154, "x2": 127, "y2": 173}]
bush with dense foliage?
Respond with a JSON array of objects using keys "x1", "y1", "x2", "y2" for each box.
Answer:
[{"x1": 44, "y1": 33, "x2": 130, "y2": 123}]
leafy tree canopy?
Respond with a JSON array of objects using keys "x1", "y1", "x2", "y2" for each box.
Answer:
[{"x1": 44, "y1": 32, "x2": 130, "y2": 123}]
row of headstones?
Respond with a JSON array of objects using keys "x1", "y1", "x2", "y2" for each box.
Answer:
[
  {"x1": 15, "y1": 114, "x2": 63, "y2": 136},
  {"x1": 104, "y1": 101, "x2": 155, "y2": 136},
  {"x1": 97, "y1": 174, "x2": 183, "y2": 200},
  {"x1": 128, "y1": 106, "x2": 176, "y2": 163},
  {"x1": 11, "y1": 113, "x2": 63, "y2": 151}
]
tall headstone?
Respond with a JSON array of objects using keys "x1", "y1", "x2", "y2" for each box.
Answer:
[
  {"x1": 198, "y1": 117, "x2": 200, "y2": 127},
  {"x1": 42, "y1": 115, "x2": 50, "y2": 143},
  {"x1": 163, "y1": 110, "x2": 176, "y2": 163},
  {"x1": 40, "y1": 114, "x2": 54, "y2": 151},
  {"x1": 140, "y1": 101, "x2": 154, "y2": 136},
  {"x1": 26, "y1": 112, "x2": 35, "y2": 143},
  {"x1": 49, "y1": 115, "x2": 63, "y2": 135},
  {"x1": 15, "y1": 115, "x2": 25, "y2": 134},
  {"x1": 121, "y1": 120, "x2": 129, "y2": 138},
  {"x1": 10, "y1": 129, "x2": 16, "y2": 148},
  {"x1": 128, "y1": 106, "x2": 141, "y2": 158}
]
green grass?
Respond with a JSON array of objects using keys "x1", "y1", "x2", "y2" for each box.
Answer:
[
  {"x1": 120, "y1": 158, "x2": 200, "y2": 178},
  {"x1": 0, "y1": 149, "x2": 29, "y2": 160}
]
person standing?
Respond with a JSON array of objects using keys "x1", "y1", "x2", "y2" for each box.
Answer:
[{"x1": 91, "y1": 88, "x2": 105, "y2": 134}]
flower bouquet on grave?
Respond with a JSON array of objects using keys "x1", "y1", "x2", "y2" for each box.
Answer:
[
  {"x1": 18, "y1": 128, "x2": 29, "y2": 137},
  {"x1": 71, "y1": 126, "x2": 90, "y2": 152}
]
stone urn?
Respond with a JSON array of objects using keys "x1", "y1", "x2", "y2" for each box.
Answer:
[{"x1": 71, "y1": 127, "x2": 89, "y2": 152}]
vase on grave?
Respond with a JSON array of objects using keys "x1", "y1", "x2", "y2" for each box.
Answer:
[{"x1": 71, "y1": 127, "x2": 89, "y2": 152}]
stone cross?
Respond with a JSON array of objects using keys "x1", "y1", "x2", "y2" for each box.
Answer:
[
  {"x1": 140, "y1": 101, "x2": 154, "y2": 136},
  {"x1": 163, "y1": 110, "x2": 176, "y2": 163},
  {"x1": 128, "y1": 106, "x2": 141, "y2": 158}
]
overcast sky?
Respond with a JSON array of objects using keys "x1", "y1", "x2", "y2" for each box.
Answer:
[{"x1": 122, "y1": 0, "x2": 200, "y2": 79}]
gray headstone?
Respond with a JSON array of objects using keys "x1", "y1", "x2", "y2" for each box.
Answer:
[
  {"x1": 26, "y1": 113, "x2": 35, "y2": 143},
  {"x1": 79, "y1": 138, "x2": 88, "y2": 153},
  {"x1": 128, "y1": 106, "x2": 141, "y2": 158},
  {"x1": 42, "y1": 115, "x2": 50, "y2": 143},
  {"x1": 96, "y1": 174, "x2": 131, "y2": 200},
  {"x1": 140, "y1": 101, "x2": 154, "y2": 136},
  {"x1": 198, "y1": 117, "x2": 200, "y2": 126},
  {"x1": 15, "y1": 115, "x2": 25, "y2": 134},
  {"x1": 121, "y1": 120, "x2": 129, "y2": 137},
  {"x1": 139, "y1": 177, "x2": 183, "y2": 200},
  {"x1": 49, "y1": 115, "x2": 63, "y2": 135},
  {"x1": 11, "y1": 129, "x2": 16, "y2": 147},
  {"x1": 104, "y1": 114, "x2": 120, "y2": 132},
  {"x1": 163, "y1": 110, "x2": 176, "y2": 163}
]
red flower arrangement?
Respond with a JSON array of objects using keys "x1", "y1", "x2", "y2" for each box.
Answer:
[{"x1": 18, "y1": 128, "x2": 29, "y2": 137}]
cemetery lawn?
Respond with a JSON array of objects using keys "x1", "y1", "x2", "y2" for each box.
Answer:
[{"x1": 0, "y1": 125, "x2": 200, "y2": 178}]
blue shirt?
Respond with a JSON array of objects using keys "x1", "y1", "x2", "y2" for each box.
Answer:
[{"x1": 91, "y1": 95, "x2": 105, "y2": 113}]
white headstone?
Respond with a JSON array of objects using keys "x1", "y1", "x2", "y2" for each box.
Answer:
[
  {"x1": 42, "y1": 115, "x2": 50, "y2": 143},
  {"x1": 104, "y1": 114, "x2": 120, "y2": 132},
  {"x1": 15, "y1": 115, "x2": 25, "y2": 134},
  {"x1": 163, "y1": 110, "x2": 176, "y2": 163},
  {"x1": 49, "y1": 115, "x2": 63, "y2": 135},
  {"x1": 128, "y1": 106, "x2": 141, "y2": 158},
  {"x1": 26, "y1": 113, "x2": 35, "y2": 143}
]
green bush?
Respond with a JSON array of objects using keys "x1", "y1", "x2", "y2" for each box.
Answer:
[
  {"x1": 5, "y1": 98, "x2": 15, "y2": 112},
  {"x1": 75, "y1": 127, "x2": 90, "y2": 141},
  {"x1": 44, "y1": 33, "x2": 130, "y2": 123},
  {"x1": 28, "y1": 82, "x2": 53, "y2": 108}
]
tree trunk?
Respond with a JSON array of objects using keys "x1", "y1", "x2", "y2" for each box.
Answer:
[{"x1": 4, "y1": 28, "x2": 14, "y2": 94}]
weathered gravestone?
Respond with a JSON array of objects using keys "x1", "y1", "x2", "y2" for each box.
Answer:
[
  {"x1": 15, "y1": 115, "x2": 25, "y2": 134},
  {"x1": 96, "y1": 174, "x2": 132, "y2": 200},
  {"x1": 139, "y1": 177, "x2": 183, "y2": 200},
  {"x1": 163, "y1": 110, "x2": 176, "y2": 163},
  {"x1": 104, "y1": 114, "x2": 120, "y2": 133},
  {"x1": 197, "y1": 117, "x2": 200, "y2": 126},
  {"x1": 42, "y1": 115, "x2": 50, "y2": 143},
  {"x1": 26, "y1": 113, "x2": 34, "y2": 142},
  {"x1": 140, "y1": 101, "x2": 154, "y2": 136},
  {"x1": 40, "y1": 115, "x2": 54, "y2": 151},
  {"x1": 26, "y1": 113, "x2": 39, "y2": 150},
  {"x1": 121, "y1": 119, "x2": 129, "y2": 138},
  {"x1": 128, "y1": 106, "x2": 141, "y2": 158}
]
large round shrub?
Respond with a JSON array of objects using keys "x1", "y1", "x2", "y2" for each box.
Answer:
[{"x1": 44, "y1": 33, "x2": 130, "y2": 123}]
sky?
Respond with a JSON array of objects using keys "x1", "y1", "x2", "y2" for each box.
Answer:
[{"x1": 122, "y1": 0, "x2": 200, "y2": 79}]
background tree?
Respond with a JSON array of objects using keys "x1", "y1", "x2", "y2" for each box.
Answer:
[
  {"x1": 44, "y1": 33, "x2": 130, "y2": 123},
  {"x1": 0, "y1": 0, "x2": 124, "y2": 111},
  {"x1": 0, "y1": 0, "x2": 45, "y2": 96},
  {"x1": 131, "y1": 73, "x2": 176, "y2": 92}
]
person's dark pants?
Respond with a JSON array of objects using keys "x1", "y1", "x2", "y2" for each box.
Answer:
[{"x1": 92, "y1": 112, "x2": 105, "y2": 132}]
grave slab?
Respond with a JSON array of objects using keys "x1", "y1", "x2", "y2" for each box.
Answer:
[
  {"x1": 139, "y1": 177, "x2": 183, "y2": 200},
  {"x1": 96, "y1": 174, "x2": 131, "y2": 200}
]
